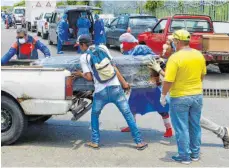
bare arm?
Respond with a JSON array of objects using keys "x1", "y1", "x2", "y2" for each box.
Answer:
[
  {"x1": 72, "y1": 71, "x2": 93, "y2": 81},
  {"x1": 162, "y1": 81, "x2": 173, "y2": 95},
  {"x1": 114, "y1": 66, "x2": 129, "y2": 89}
]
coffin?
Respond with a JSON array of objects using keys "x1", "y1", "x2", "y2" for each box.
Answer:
[{"x1": 35, "y1": 55, "x2": 158, "y2": 91}]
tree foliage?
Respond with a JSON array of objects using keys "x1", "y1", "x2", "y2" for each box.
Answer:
[
  {"x1": 144, "y1": 0, "x2": 164, "y2": 12},
  {"x1": 13, "y1": 0, "x2": 25, "y2": 7},
  {"x1": 1, "y1": 6, "x2": 13, "y2": 12}
]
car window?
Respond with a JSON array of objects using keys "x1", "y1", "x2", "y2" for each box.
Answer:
[
  {"x1": 110, "y1": 18, "x2": 118, "y2": 27},
  {"x1": 129, "y1": 17, "x2": 157, "y2": 28},
  {"x1": 153, "y1": 19, "x2": 167, "y2": 33},
  {"x1": 14, "y1": 9, "x2": 25, "y2": 14},
  {"x1": 44, "y1": 13, "x2": 52, "y2": 19},
  {"x1": 117, "y1": 16, "x2": 128, "y2": 29},
  {"x1": 170, "y1": 19, "x2": 211, "y2": 32},
  {"x1": 55, "y1": 13, "x2": 63, "y2": 23}
]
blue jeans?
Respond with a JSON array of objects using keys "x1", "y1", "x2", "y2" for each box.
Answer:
[
  {"x1": 91, "y1": 85, "x2": 142, "y2": 144},
  {"x1": 170, "y1": 94, "x2": 203, "y2": 160}
]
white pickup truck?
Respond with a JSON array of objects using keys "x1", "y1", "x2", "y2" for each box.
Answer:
[{"x1": 1, "y1": 66, "x2": 92, "y2": 145}]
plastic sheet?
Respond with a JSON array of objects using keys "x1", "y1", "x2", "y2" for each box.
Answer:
[{"x1": 35, "y1": 55, "x2": 158, "y2": 91}]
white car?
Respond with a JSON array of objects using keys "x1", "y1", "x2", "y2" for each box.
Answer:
[{"x1": 37, "y1": 12, "x2": 52, "y2": 39}]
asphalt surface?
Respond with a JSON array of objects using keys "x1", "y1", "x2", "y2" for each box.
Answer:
[{"x1": 1, "y1": 24, "x2": 229, "y2": 167}]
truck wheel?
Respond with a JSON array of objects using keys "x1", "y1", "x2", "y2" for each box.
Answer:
[
  {"x1": 219, "y1": 64, "x2": 229, "y2": 73},
  {"x1": 37, "y1": 30, "x2": 41, "y2": 36},
  {"x1": 29, "y1": 115, "x2": 52, "y2": 124},
  {"x1": 48, "y1": 34, "x2": 53, "y2": 45},
  {"x1": 106, "y1": 43, "x2": 110, "y2": 48},
  {"x1": 1, "y1": 95, "x2": 27, "y2": 145},
  {"x1": 26, "y1": 22, "x2": 31, "y2": 31},
  {"x1": 41, "y1": 29, "x2": 47, "y2": 39}
]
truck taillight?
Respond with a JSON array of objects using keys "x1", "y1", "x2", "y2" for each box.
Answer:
[
  {"x1": 65, "y1": 76, "x2": 73, "y2": 100},
  {"x1": 45, "y1": 22, "x2": 48, "y2": 29}
]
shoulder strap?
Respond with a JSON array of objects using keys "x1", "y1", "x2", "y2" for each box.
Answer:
[{"x1": 96, "y1": 46, "x2": 112, "y2": 61}]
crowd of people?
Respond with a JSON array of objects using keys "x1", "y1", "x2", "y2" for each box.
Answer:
[{"x1": 1, "y1": 13, "x2": 229, "y2": 165}]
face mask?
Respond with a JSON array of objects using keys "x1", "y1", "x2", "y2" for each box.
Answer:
[
  {"x1": 171, "y1": 41, "x2": 176, "y2": 52},
  {"x1": 18, "y1": 38, "x2": 26, "y2": 44}
]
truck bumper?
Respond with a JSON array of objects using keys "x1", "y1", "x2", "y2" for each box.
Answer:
[
  {"x1": 205, "y1": 52, "x2": 229, "y2": 64},
  {"x1": 63, "y1": 39, "x2": 76, "y2": 46},
  {"x1": 20, "y1": 99, "x2": 72, "y2": 115}
]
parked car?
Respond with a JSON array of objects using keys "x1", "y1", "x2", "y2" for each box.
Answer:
[
  {"x1": 37, "y1": 12, "x2": 53, "y2": 39},
  {"x1": 105, "y1": 14, "x2": 158, "y2": 47},
  {"x1": 48, "y1": 5, "x2": 100, "y2": 46},
  {"x1": 138, "y1": 14, "x2": 229, "y2": 73},
  {"x1": 12, "y1": 7, "x2": 25, "y2": 24}
]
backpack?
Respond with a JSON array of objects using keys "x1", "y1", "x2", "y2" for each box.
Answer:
[{"x1": 86, "y1": 46, "x2": 116, "y2": 83}]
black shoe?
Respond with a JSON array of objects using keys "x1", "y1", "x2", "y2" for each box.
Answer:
[{"x1": 222, "y1": 127, "x2": 229, "y2": 149}]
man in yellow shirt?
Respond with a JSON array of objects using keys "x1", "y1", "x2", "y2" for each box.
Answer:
[{"x1": 161, "y1": 29, "x2": 206, "y2": 164}]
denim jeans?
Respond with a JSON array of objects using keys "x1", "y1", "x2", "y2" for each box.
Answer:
[
  {"x1": 170, "y1": 94, "x2": 203, "y2": 160},
  {"x1": 91, "y1": 85, "x2": 142, "y2": 144}
]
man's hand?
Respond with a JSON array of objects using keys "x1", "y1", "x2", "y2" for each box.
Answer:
[
  {"x1": 148, "y1": 58, "x2": 162, "y2": 73},
  {"x1": 100, "y1": 31, "x2": 103, "y2": 35},
  {"x1": 160, "y1": 94, "x2": 167, "y2": 107},
  {"x1": 72, "y1": 70, "x2": 83, "y2": 79},
  {"x1": 122, "y1": 82, "x2": 131, "y2": 94}
]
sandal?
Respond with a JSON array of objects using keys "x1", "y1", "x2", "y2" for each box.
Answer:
[
  {"x1": 136, "y1": 143, "x2": 148, "y2": 150},
  {"x1": 85, "y1": 142, "x2": 99, "y2": 149}
]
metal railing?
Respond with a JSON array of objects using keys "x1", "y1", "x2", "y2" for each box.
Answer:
[{"x1": 153, "y1": 1, "x2": 229, "y2": 22}]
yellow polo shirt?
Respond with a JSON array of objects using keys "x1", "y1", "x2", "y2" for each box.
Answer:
[{"x1": 164, "y1": 48, "x2": 207, "y2": 97}]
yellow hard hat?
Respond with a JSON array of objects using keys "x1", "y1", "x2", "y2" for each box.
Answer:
[{"x1": 172, "y1": 29, "x2": 190, "y2": 41}]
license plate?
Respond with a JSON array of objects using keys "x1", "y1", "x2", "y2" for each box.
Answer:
[{"x1": 222, "y1": 56, "x2": 229, "y2": 60}]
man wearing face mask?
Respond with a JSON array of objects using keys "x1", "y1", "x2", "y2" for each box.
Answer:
[
  {"x1": 57, "y1": 14, "x2": 69, "y2": 54},
  {"x1": 1, "y1": 28, "x2": 50, "y2": 65}
]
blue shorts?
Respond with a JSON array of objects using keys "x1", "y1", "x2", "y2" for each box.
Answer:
[{"x1": 128, "y1": 86, "x2": 170, "y2": 115}]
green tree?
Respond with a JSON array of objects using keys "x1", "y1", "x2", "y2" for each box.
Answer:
[
  {"x1": 1, "y1": 6, "x2": 13, "y2": 12},
  {"x1": 13, "y1": 0, "x2": 25, "y2": 7},
  {"x1": 56, "y1": 1, "x2": 66, "y2": 7},
  {"x1": 144, "y1": 0, "x2": 163, "y2": 13}
]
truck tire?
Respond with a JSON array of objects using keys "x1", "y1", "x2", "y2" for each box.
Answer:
[
  {"x1": 1, "y1": 95, "x2": 27, "y2": 145},
  {"x1": 219, "y1": 64, "x2": 229, "y2": 73},
  {"x1": 26, "y1": 22, "x2": 31, "y2": 31},
  {"x1": 106, "y1": 43, "x2": 110, "y2": 48},
  {"x1": 41, "y1": 29, "x2": 48, "y2": 39},
  {"x1": 37, "y1": 30, "x2": 41, "y2": 36},
  {"x1": 48, "y1": 34, "x2": 53, "y2": 45},
  {"x1": 29, "y1": 115, "x2": 52, "y2": 124}
]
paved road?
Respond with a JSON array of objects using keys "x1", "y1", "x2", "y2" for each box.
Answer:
[{"x1": 1, "y1": 26, "x2": 229, "y2": 167}]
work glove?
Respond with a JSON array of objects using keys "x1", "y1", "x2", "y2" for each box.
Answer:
[
  {"x1": 148, "y1": 58, "x2": 162, "y2": 73},
  {"x1": 160, "y1": 94, "x2": 167, "y2": 107}
]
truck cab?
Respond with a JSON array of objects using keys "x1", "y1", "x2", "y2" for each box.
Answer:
[
  {"x1": 138, "y1": 14, "x2": 214, "y2": 55},
  {"x1": 48, "y1": 5, "x2": 100, "y2": 46},
  {"x1": 12, "y1": 7, "x2": 25, "y2": 24}
]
